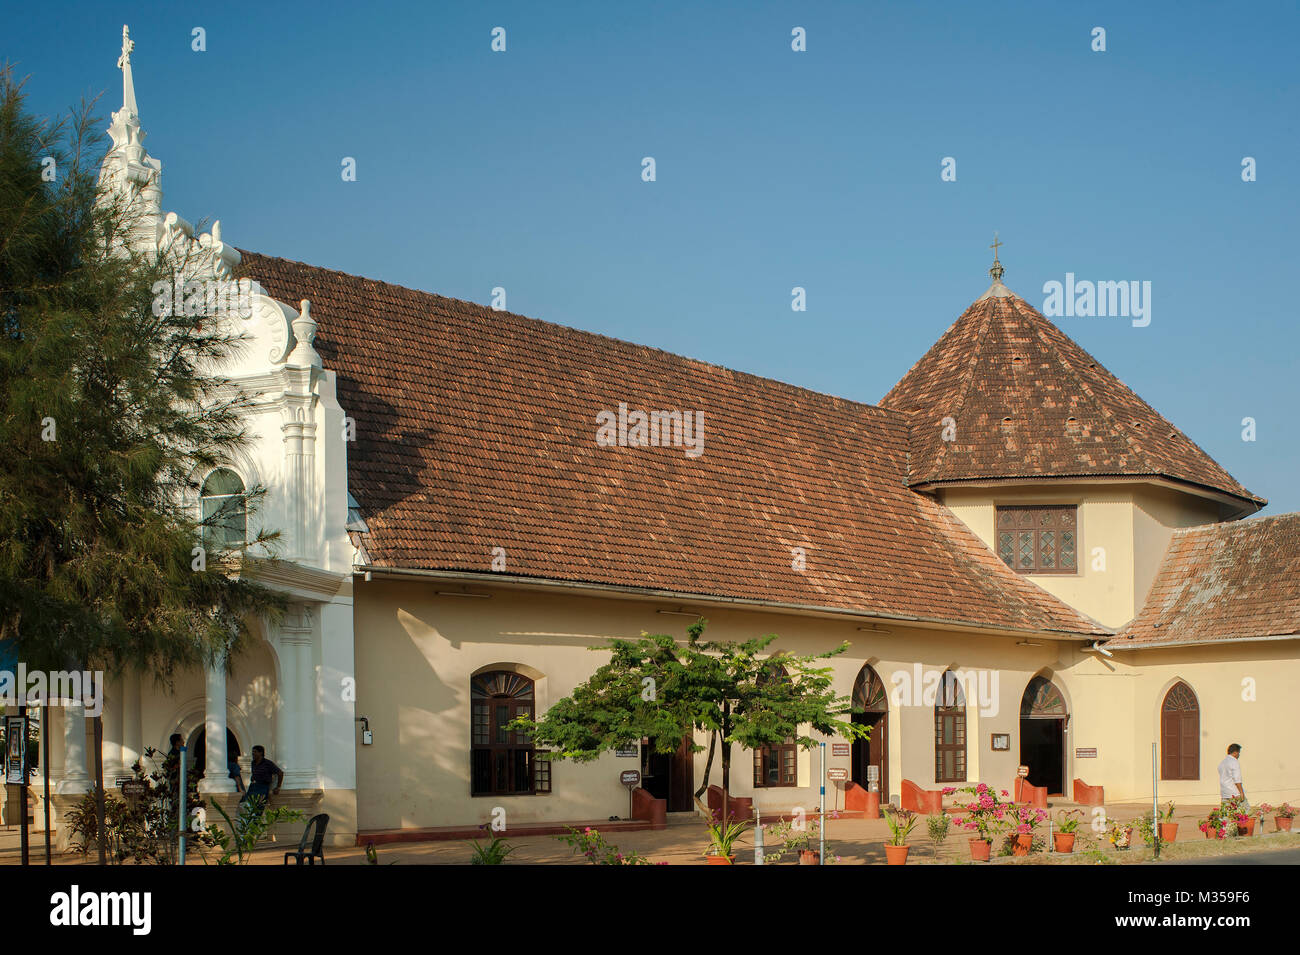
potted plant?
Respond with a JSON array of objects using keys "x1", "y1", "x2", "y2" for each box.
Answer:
[
  {"x1": 945, "y1": 783, "x2": 1011, "y2": 861},
  {"x1": 1157, "y1": 801, "x2": 1178, "y2": 843},
  {"x1": 1054, "y1": 809, "x2": 1080, "y2": 853},
  {"x1": 1223, "y1": 796, "x2": 1253, "y2": 836},
  {"x1": 1108, "y1": 818, "x2": 1134, "y2": 850},
  {"x1": 1003, "y1": 805, "x2": 1048, "y2": 856},
  {"x1": 704, "y1": 815, "x2": 750, "y2": 864},
  {"x1": 763, "y1": 815, "x2": 837, "y2": 865},
  {"x1": 1198, "y1": 804, "x2": 1228, "y2": 839},
  {"x1": 882, "y1": 805, "x2": 917, "y2": 865},
  {"x1": 1259, "y1": 802, "x2": 1295, "y2": 832}
]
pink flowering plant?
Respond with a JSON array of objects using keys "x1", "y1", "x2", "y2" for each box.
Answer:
[
  {"x1": 556, "y1": 826, "x2": 655, "y2": 865},
  {"x1": 1259, "y1": 802, "x2": 1296, "y2": 819},
  {"x1": 1005, "y1": 805, "x2": 1049, "y2": 835},
  {"x1": 943, "y1": 783, "x2": 1012, "y2": 843}
]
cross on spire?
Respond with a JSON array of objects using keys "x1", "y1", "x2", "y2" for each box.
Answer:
[
  {"x1": 989, "y1": 232, "x2": 1005, "y2": 283},
  {"x1": 117, "y1": 24, "x2": 138, "y2": 116}
]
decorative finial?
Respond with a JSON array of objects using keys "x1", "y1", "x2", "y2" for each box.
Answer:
[
  {"x1": 989, "y1": 232, "x2": 1005, "y2": 283},
  {"x1": 117, "y1": 25, "x2": 138, "y2": 116},
  {"x1": 287, "y1": 299, "x2": 322, "y2": 368}
]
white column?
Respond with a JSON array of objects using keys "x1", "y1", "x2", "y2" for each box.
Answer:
[
  {"x1": 274, "y1": 630, "x2": 295, "y2": 779},
  {"x1": 56, "y1": 704, "x2": 90, "y2": 794},
  {"x1": 277, "y1": 607, "x2": 319, "y2": 789},
  {"x1": 198, "y1": 656, "x2": 235, "y2": 793},
  {"x1": 319, "y1": 595, "x2": 356, "y2": 792},
  {"x1": 122, "y1": 669, "x2": 143, "y2": 774}
]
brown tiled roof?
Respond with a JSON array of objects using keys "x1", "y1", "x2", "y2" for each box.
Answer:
[
  {"x1": 880, "y1": 289, "x2": 1263, "y2": 509},
  {"x1": 1116, "y1": 514, "x2": 1300, "y2": 646},
  {"x1": 238, "y1": 252, "x2": 1106, "y2": 637}
]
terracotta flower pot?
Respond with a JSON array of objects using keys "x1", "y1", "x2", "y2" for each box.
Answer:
[
  {"x1": 1053, "y1": 832, "x2": 1075, "y2": 853},
  {"x1": 799, "y1": 850, "x2": 820, "y2": 865},
  {"x1": 1241, "y1": 818, "x2": 1256, "y2": 836},
  {"x1": 1159, "y1": 822, "x2": 1178, "y2": 843},
  {"x1": 968, "y1": 838, "x2": 991, "y2": 861},
  {"x1": 1012, "y1": 833, "x2": 1032, "y2": 856},
  {"x1": 1204, "y1": 828, "x2": 1223, "y2": 839},
  {"x1": 1276, "y1": 816, "x2": 1293, "y2": 832},
  {"x1": 705, "y1": 854, "x2": 736, "y2": 865},
  {"x1": 884, "y1": 844, "x2": 910, "y2": 866},
  {"x1": 864, "y1": 791, "x2": 881, "y2": 819}
]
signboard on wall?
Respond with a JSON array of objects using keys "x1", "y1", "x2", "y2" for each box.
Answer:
[
  {"x1": 827, "y1": 768, "x2": 848, "y2": 781},
  {"x1": 1075, "y1": 747, "x2": 1098, "y2": 758},
  {"x1": 831, "y1": 743, "x2": 851, "y2": 757},
  {"x1": 614, "y1": 743, "x2": 639, "y2": 758},
  {"x1": 5, "y1": 715, "x2": 26, "y2": 785},
  {"x1": 990, "y1": 733, "x2": 1010, "y2": 751},
  {"x1": 619, "y1": 770, "x2": 641, "y2": 786}
]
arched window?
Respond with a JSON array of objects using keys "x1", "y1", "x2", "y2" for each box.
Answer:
[
  {"x1": 934, "y1": 669, "x2": 966, "y2": 783},
  {"x1": 201, "y1": 468, "x2": 246, "y2": 549},
  {"x1": 754, "y1": 660, "x2": 797, "y2": 788},
  {"x1": 471, "y1": 670, "x2": 541, "y2": 796},
  {"x1": 1160, "y1": 681, "x2": 1200, "y2": 781}
]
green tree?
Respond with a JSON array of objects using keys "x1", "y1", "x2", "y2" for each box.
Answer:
[
  {"x1": 0, "y1": 69, "x2": 283, "y2": 858},
  {"x1": 516, "y1": 620, "x2": 869, "y2": 814}
]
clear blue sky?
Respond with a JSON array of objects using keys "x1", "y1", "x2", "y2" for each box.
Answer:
[{"x1": 9, "y1": 1, "x2": 1298, "y2": 512}]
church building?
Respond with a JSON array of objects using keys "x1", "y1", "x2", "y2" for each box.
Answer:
[{"x1": 32, "y1": 31, "x2": 1300, "y2": 847}]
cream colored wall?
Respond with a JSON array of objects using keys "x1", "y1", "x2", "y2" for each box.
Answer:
[
  {"x1": 352, "y1": 578, "x2": 1116, "y2": 830},
  {"x1": 1065, "y1": 640, "x2": 1300, "y2": 805},
  {"x1": 941, "y1": 483, "x2": 1222, "y2": 630},
  {"x1": 352, "y1": 577, "x2": 1300, "y2": 831},
  {"x1": 1132, "y1": 486, "x2": 1221, "y2": 613}
]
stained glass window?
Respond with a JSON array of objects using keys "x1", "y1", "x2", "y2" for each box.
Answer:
[{"x1": 995, "y1": 506, "x2": 1078, "y2": 574}]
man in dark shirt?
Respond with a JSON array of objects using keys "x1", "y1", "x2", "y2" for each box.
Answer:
[{"x1": 240, "y1": 745, "x2": 284, "y2": 807}]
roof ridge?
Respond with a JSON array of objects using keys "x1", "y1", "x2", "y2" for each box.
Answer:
[
  {"x1": 239, "y1": 249, "x2": 907, "y2": 426},
  {"x1": 1171, "y1": 511, "x2": 1300, "y2": 539}
]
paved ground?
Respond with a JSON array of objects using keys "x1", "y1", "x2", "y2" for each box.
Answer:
[{"x1": 6, "y1": 801, "x2": 1295, "y2": 865}]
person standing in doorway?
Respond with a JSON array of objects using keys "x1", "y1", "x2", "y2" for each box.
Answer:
[
  {"x1": 1218, "y1": 743, "x2": 1246, "y2": 806},
  {"x1": 240, "y1": 745, "x2": 284, "y2": 807}
]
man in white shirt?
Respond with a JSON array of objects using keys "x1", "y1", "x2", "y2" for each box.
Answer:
[{"x1": 1217, "y1": 743, "x2": 1245, "y2": 804}]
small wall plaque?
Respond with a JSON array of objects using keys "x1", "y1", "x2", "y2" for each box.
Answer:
[{"x1": 991, "y1": 733, "x2": 1010, "y2": 751}]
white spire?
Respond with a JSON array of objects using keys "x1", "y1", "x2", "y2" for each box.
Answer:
[
  {"x1": 117, "y1": 25, "x2": 138, "y2": 117},
  {"x1": 99, "y1": 24, "x2": 240, "y2": 279}
]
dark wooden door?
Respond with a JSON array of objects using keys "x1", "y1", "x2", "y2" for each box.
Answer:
[{"x1": 669, "y1": 736, "x2": 694, "y2": 812}]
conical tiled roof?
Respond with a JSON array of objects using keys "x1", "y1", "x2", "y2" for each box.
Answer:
[{"x1": 880, "y1": 282, "x2": 1263, "y2": 511}]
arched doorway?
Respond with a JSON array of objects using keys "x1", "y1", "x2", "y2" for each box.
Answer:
[
  {"x1": 851, "y1": 665, "x2": 888, "y2": 800},
  {"x1": 185, "y1": 726, "x2": 242, "y2": 784},
  {"x1": 1020, "y1": 676, "x2": 1067, "y2": 795},
  {"x1": 1160, "y1": 681, "x2": 1200, "y2": 780}
]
